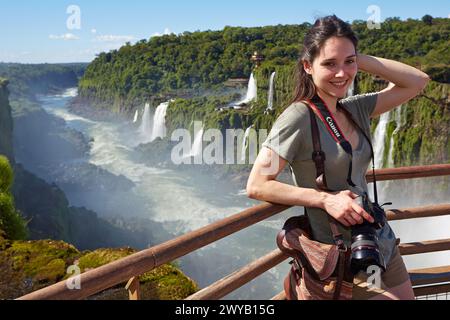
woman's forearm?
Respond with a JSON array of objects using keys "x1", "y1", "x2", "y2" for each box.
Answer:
[
  {"x1": 357, "y1": 54, "x2": 430, "y2": 89},
  {"x1": 248, "y1": 179, "x2": 328, "y2": 209}
]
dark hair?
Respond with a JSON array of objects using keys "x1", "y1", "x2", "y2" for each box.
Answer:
[{"x1": 291, "y1": 15, "x2": 358, "y2": 103}]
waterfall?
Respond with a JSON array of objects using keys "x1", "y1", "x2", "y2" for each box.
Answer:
[
  {"x1": 133, "y1": 110, "x2": 139, "y2": 123},
  {"x1": 241, "y1": 126, "x2": 253, "y2": 162},
  {"x1": 181, "y1": 124, "x2": 204, "y2": 160},
  {"x1": 234, "y1": 73, "x2": 257, "y2": 108},
  {"x1": 266, "y1": 72, "x2": 276, "y2": 112},
  {"x1": 387, "y1": 106, "x2": 403, "y2": 168},
  {"x1": 246, "y1": 72, "x2": 257, "y2": 103},
  {"x1": 151, "y1": 101, "x2": 170, "y2": 141},
  {"x1": 346, "y1": 80, "x2": 355, "y2": 98},
  {"x1": 373, "y1": 111, "x2": 391, "y2": 169},
  {"x1": 190, "y1": 127, "x2": 204, "y2": 158},
  {"x1": 139, "y1": 103, "x2": 152, "y2": 142}
]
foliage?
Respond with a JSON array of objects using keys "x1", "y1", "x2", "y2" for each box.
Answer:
[
  {"x1": 79, "y1": 17, "x2": 449, "y2": 115},
  {"x1": 0, "y1": 240, "x2": 197, "y2": 300},
  {"x1": 0, "y1": 63, "x2": 86, "y2": 99},
  {"x1": 77, "y1": 247, "x2": 198, "y2": 300},
  {"x1": 0, "y1": 156, "x2": 27, "y2": 240}
]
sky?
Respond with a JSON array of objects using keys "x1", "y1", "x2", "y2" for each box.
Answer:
[{"x1": 0, "y1": 0, "x2": 448, "y2": 63}]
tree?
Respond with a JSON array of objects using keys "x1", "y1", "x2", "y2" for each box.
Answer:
[
  {"x1": 422, "y1": 15, "x2": 433, "y2": 26},
  {"x1": 0, "y1": 156, "x2": 27, "y2": 240}
]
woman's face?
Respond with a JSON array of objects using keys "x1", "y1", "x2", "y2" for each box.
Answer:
[{"x1": 304, "y1": 36, "x2": 358, "y2": 100}]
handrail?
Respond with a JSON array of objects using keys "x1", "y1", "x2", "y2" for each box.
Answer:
[
  {"x1": 365, "y1": 164, "x2": 450, "y2": 182},
  {"x1": 409, "y1": 265, "x2": 450, "y2": 286},
  {"x1": 413, "y1": 284, "x2": 450, "y2": 296},
  {"x1": 186, "y1": 249, "x2": 287, "y2": 300},
  {"x1": 17, "y1": 164, "x2": 450, "y2": 300},
  {"x1": 386, "y1": 204, "x2": 450, "y2": 221},
  {"x1": 18, "y1": 203, "x2": 289, "y2": 300},
  {"x1": 399, "y1": 239, "x2": 450, "y2": 255},
  {"x1": 187, "y1": 204, "x2": 450, "y2": 300}
]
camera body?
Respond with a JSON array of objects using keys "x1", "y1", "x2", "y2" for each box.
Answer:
[{"x1": 350, "y1": 193, "x2": 388, "y2": 275}]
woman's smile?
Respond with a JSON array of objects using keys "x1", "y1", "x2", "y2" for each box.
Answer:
[{"x1": 329, "y1": 79, "x2": 349, "y2": 89}]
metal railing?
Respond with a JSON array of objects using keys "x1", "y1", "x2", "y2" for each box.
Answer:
[{"x1": 17, "y1": 164, "x2": 450, "y2": 300}]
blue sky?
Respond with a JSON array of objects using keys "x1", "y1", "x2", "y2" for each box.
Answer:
[{"x1": 0, "y1": 0, "x2": 448, "y2": 63}]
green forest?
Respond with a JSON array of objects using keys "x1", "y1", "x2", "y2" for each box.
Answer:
[
  {"x1": 75, "y1": 16, "x2": 449, "y2": 168},
  {"x1": 78, "y1": 16, "x2": 449, "y2": 112},
  {"x1": 0, "y1": 63, "x2": 85, "y2": 99}
]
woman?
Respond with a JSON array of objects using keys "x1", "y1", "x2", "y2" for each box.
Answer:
[{"x1": 246, "y1": 15, "x2": 430, "y2": 300}]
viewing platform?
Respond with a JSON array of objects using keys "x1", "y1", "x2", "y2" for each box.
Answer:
[{"x1": 17, "y1": 164, "x2": 450, "y2": 300}]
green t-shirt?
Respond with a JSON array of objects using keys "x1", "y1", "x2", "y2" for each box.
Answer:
[{"x1": 263, "y1": 93, "x2": 397, "y2": 265}]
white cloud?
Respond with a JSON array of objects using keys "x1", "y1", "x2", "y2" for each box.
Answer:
[
  {"x1": 151, "y1": 28, "x2": 173, "y2": 37},
  {"x1": 93, "y1": 35, "x2": 136, "y2": 42},
  {"x1": 91, "y1": 29, "x2": 97, "y2": 34},
  {"x1": 49, "y1": 33, "x2": 79, "y2": 41}
]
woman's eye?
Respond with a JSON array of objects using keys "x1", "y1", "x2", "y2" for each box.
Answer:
[
  {"x1": 323, "y1": 62, "x2": 335, "y2": 67},
  {"x1": 346, "y1": 60, "x2": 355, "y2": 64}
]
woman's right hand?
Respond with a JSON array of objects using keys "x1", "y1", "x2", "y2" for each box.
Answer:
[{"x1": 322, "y1": 190, "x2": 375, "y2": 227}]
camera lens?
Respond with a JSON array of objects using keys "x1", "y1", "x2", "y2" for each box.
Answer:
[{"x1": 350, "y1": 231, "x2": 386, "y2": 275}]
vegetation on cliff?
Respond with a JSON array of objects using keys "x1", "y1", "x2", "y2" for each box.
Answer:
[
  {"x1": 0, "y1": 235, "x2": 198, "y2": 299},
  {"x1": 0, "y1": 156, "x2": 27, "y2": 240},
  {"x1": 0, "y1": 63, "x2": 86, "y2": 100},
  {"x1": 78, "y1": 16, "x2": 449, "y2": 114},
  {"x1": 0, "y1": 80, "x2": 14, "y2": 163}
]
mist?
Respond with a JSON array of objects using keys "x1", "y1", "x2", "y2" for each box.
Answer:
[{"x1": 12, "y1": 88, "x2": 449, "y2": 299}]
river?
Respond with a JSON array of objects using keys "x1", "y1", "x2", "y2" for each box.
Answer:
[
  {"x1": 22, "y1": 87, "x2": 450, "y2": 299},
  {"x1": 34, "y1": 88, "x2": 296, "y2": 299}
]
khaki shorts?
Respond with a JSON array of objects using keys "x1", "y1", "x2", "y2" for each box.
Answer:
[{"x1": 352, "y1": 247, "x2": 411, "y2": 300}]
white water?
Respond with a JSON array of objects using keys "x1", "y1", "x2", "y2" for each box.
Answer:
[
  {"x1": 241, "y1": 126, "x2": 253, "y2": 162},
  {"x1": 151, "y1": 101, "x2": 169, "y2": 141},
  {"x1": 133, "y1": 110, "x2": 139, "y2": 123},
  {"x1": 245, "y1": 72, "x2": 257, "y2": 103},
  {"x1": 186, "y1": 127, "x2": 204, "y2": 158},
  {"x1": 191, "y1": 128, "x2": 204, "y2": 157},
  {"x1": 370, "y1": 105, "x2": 450, "y2": 273},
  {"x1": 138, "y1": 103, "x2": 152, "y2": 143},
  {"x1": 34, "y1": 88, "x2": 450, "y2": 298},
  {"x1": 234, "y1": 73, "x2": 257, "y2": 107},
  {"x1": 373, "y1": 111, "x2": 391, "y2": 169},
  {"x1": 266, "y1": 72, "x2": 276, "y2": 112},
  {"x1": 388, "y1": 105, "x2": 403, "y2": 168},
  {"x1": 346, "y1": 79, "x2": 355, "y2": 98},
  {"x1": 34, "y1": 88, "x2": 302, "y2": 299}
]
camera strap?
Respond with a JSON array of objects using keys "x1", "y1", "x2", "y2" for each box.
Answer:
[
  {"x1": 306, "y1": 95, "x2": 379, "y2": 204},
  {"x1": 305, "y1": 102, "x2": 356, "y2": 299}
]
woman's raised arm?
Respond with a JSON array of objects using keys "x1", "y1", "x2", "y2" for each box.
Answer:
[{"x1": 356, "y1": 54, "x2": 431, "y2": 118}]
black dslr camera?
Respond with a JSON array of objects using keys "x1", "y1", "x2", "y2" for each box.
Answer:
[{"x1": 350, "y1": 192, "x2": 388, "y2": 275}]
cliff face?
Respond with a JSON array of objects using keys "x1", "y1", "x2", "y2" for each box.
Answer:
[
  {"x1": 0, "y1": 79, "x2": 14, "y2": 163},
  {"x1": 0, "y1": 75, "x2": 198, "y2": 300}
]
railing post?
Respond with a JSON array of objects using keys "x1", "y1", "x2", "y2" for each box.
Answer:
[{"x1": 125, "y1": 277, "x2": 141, "y2": 300}]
